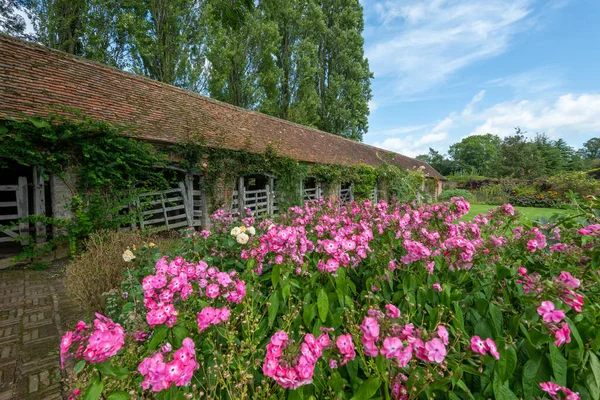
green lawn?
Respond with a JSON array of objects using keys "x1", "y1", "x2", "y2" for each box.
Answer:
[{"x1": 462, "y1": 204, "x2": 577, "y2": 222}]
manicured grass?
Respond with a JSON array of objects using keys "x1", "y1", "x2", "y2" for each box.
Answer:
[{"x1": 462, "y1": 204, "x2": 577, "y2": 222}]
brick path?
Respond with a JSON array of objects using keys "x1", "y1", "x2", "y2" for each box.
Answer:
[{"x1": 0, "y1": 265, "x2": 84, "y2": 400}]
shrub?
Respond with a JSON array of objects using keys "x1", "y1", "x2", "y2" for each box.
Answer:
[
  {"x1": 438, "y1": 188, "x2": 473, "y2": 201},
  {"x1": 60, "y1": 199, "x2": 600, "y2": 400},
  {"x1": 65, "y1": 230, "x2": 175, "y2": 314},
  {"x1": 548, "y1": 171, "x2": 600, "y2": 197},
  {"x1": 472, "y1": 183, "x2": 509, "y2": 205}
]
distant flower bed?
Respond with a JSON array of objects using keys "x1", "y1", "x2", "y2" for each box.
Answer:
[{"x1": 61, "y1": 198, "x2": 600, "y2": 400}]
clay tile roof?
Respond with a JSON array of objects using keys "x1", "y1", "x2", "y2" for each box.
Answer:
[{"x1": 0, "y1": 34, "x2": 444, "y2": 180}]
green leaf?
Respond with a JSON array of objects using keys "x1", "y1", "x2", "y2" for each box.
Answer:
[
  {"x1": 288, "y1": 386, "x2": 304, "y2": 400},
  {"x1": 550, "y1": 344, "x2": 567, "y2": 386},
  {"x1": 268, "y1": 291, "x2": 280, "y2": 324},
  {"x1": 565, "y1": 317, "x2": 583, "y2": 357},
  {"x1": 350, "y1": 376, "x2": 381, "y2": 400},
  {"x1": 522, "y1": 358, "x2": 540, "y2": 399},
  {"x1": 148, "y1": 325, "x2": 169, "y2": 350},
  {"x1": 271, "y1": 264, "x2": 280, "y2": 288},
  {"x1": 29, "y1": 117, "x2": 51, "y2": 129},
  {"x1": 498, "y1": 344, "x2": 517, "y2": 382},
  {"x1": 317, "y1": 289, "x2": 329, "y2": 323},
  {"x1": 74, "y1": 360, "x2": 86, "y2": 373},
  {"x1": 173, "y1": 325, "x2": 189, "y2": 348},
  {"x1": 589, "y1": 352, "x2": 600, "y2": 393},
  {"x1": 83, "y1": 381, "x2": 104, "y2": 400},
  {"x1": 488, "y1": 303, "x2": 503, "y2": 337},
  {"x1": 106, "y1": 391, "x2": 130, "y2": 400},
  {"x1": 493, "y1": 380, "x2": 518, "y2": 400},
  {"x1": 95, "y1": 361, "x2": 129, "y2": 378},
  {"x1": 453, "y1": 302, "x2": 464, "y2": 331},
  {"x1": 303, "y1": 303, "x2": 317, "y2": 328}
]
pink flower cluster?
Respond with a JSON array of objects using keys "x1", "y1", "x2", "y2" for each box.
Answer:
[
  {"x1": 359, "y1": 306, "x2": 449, "y2": 366},
  {"x1": 537, "y1": 301, "x2": 572, "y2": 346},
  {"x1": 60, "y1": 314, "x2": 125, "y2": 368},
  {"x1": 470, "y1": 336, "x2": 500, "y2": 360},
  {"x1": 143, "y1": 256, "x2": 246, "y2": 328},
  {"x1": 335, "y1": 334, "x2": 356, "y2": 365},
  {"x1": 263, "y1": 330, "x2": 331, "y2": 390},
  {"x1": 521, "y1": 227, "x2": 548, "y2": 252},
  {"x1": 540, "y1": 382, "x2": 580, "y2": 400},
  {"x1": 578, "y1": 224, "x2": 600, "y2": 237},
  {"x1": 197, "y1": 306, "x2": 231, "y2": 332},
  {"x1": 138, "y1": 338, "x2": 199, "y2": 392}
]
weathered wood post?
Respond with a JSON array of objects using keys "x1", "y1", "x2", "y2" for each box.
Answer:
[
  {"x1": 179, "y1": 181, "x2": 193, "y2": 227},
  {"x1": 16, "y1": 176, "x2": 29, "y2": 245},
  {"x1": 199, "y1": 177, "x2": 210, "y2": 229},
  {"x1": 268, "y1": 176, "x2": 275, "y2": 215},
  {"x1": 32, "y1": 167, "x2": 46, "y2": 242},
  {"x1": 237, "y1": 177, "x2": 245, "y2": 214}
]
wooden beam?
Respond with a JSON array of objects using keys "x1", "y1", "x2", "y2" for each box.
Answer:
[
  {"x1": 16, "y1": 176, "x2": 29, "y2": 245},
  {"x1": 237, "y1": 177, "x2": 245, "y2": 214},
  {"x1": 33, "y1": 167, "x2": 46, "y2": 242}
]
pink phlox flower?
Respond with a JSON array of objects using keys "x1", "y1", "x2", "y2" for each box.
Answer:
[{"x1": 537, "y1": 301, "x2": 566, "y2": 323}]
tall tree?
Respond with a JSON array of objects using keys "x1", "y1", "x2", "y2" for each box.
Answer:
[
  {"x1": 489, "y1": 129, "x2": 546, "y2": 178},
  {"x1": 126, "y1": 0, "x2": 207, "y2": 89},
  {"x1": 262, "y1": 0, "x2": 322, "y2": 125},
  {"x1": 315, "y1": 0, "x2": 371, "y2": 141},
  {"x1": 415, "y1": 148, "x2": 458, "y2": 176},
  {"x1": 448, "y1": 134, "x2": 501, "y2": 175},
  {"x1": 20, "y1": 0, "x2": 87, "y2": 54},
  {"x1": 0, "y1": 0, "x2": 31, "y2": 38},
  {"x1": 203, "y1": 0, "x2": 279, "y2": 109},
  {"x1": 582, "y1": 138, "x2": 600, "y2": 160}
]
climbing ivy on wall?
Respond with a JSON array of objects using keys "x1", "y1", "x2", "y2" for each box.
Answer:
[
  {"x1": 0, "y1": 113, "x2": 429, "y2": 264},
  {"x1": 172, "y1": 141, "x2": 309, "y2": 211},
  {"x1": 0, "y1": 113, "x2": 169, "y2": 258}
]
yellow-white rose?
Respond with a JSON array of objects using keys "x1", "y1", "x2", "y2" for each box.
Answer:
[
  {"x1": 122, "y1": 249, "x2": 135, "y2": 262},
  {"x1": 247, "y1": 226, "x2": 256, "y2": 235},
  {"x1": 230, "y1": 227, "x2": 242, "y2": 237},
  {"x1": 236, "y1": 232, "x2": 249, "y2": 244}
]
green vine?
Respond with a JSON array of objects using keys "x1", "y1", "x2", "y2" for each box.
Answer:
[{"x1": 0, "y1": 113, "x2": 169, "y2": 259}]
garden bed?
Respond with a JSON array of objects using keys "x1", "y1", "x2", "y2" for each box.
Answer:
[{"x1": 59, "y1": 198, "x2": 600, "y2": 399}]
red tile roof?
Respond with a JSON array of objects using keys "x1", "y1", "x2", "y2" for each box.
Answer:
[{"x1": 0, "y1": 34, "x2": 443, "y2": 180}]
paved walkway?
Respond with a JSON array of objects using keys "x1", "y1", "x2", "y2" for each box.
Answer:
[{"x1": 0, "y1": 264, "x2": 84, "y2": 400}]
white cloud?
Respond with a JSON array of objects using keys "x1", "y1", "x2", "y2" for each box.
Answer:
[
  {"x1": 368, "y1": 100, "x2": 379, "y2": 112},
  {"x1": 365, "y1": 0, "x2": 534, "y2": 96},
  {"x1": 369, "y1": 91, "x2": 600, "y2": 157},
  {"x1": 373, "y1": 130, "x2": 448, "y2": 157},
  {"x1": 461, "y1": 90, "x2": 486, "y2": 116},
  {"x1": 484, "y1": 67, "x2": 564, "y2": 96},
  {"x1": 469, "y1": 93, "x2": 600, "y2": 138},
  {"x1": 370, "y1": 125, "x2": 428, "y2": 136}
]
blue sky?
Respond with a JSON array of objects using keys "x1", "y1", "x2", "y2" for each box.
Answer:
[{"x1": 361, "y1": 0, "x2": 600, "y2": 157}]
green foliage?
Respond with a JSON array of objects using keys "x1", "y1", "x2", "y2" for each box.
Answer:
[
  {"x1": 0, "y1": 113, "x2": 168, "y2": 257},
  {"x1": 376, "y1": 162, "x2": 424, "y2": 202},
  {"x1": 418, "y1": 131, "x2": 597, "y2": 179},
  {"x1": 80, "y1": 198, "x2": 600, "y2": 399},
  {"x1": 547, "y1": 171, "x2": 600, "y2": 197},
  {"x1": 415, "y1": 148, "x2": 458, "y2": 176},
  {"x1": 438, "y1": 189, "x2": 474, "y2": 201},
  {"x1": 448, "y1": 133, "x2": 501, "y2": 176},
  {"x1": 20, "y1": 0, "x2": 372, "y2": 141}
]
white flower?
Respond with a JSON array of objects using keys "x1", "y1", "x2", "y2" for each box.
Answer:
[
  {"x1": 236, "y1": 232, "x2": 249, "y2": 245},
  {"x1": 122, "y1": 249, "x2": 135, "y2": 262},
  {"x1": 230, "y1": 227, "x2": 241, "y2": 237},
  {"x1": 247, "y1": 226, "x2": 256, "y2": 235}
]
